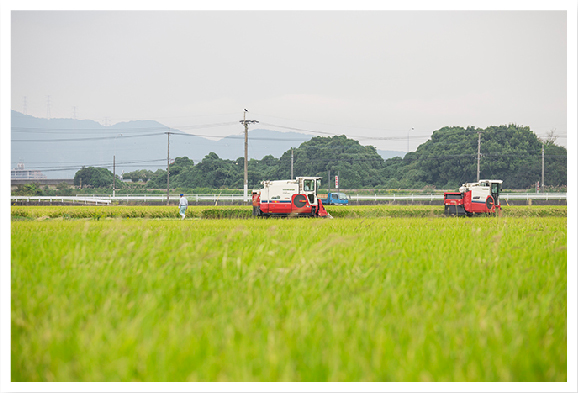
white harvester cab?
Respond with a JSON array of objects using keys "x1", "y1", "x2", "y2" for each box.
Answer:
[
  {"x1": 298, "y1": 177, "x2": 321, "y2": 205},
  {"x1": 459, "y1": 179, "x2": 503, "y2": 207}
]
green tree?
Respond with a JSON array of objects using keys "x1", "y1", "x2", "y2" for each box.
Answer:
[
  {"x1": 147, "y1": 169, "x2": 168, "y2": 189},
  {"x1": 74, "y1": 167, "x2": 115, "y2": 188},
  {"x1": 123, "y1": 170, "x2": 153, "y2": 183},
  {"x1": 13, "y1": 183, "x2": 43, "y2": 196},
  {"x1": 543, "y1": 142, "x2": 567, "y2": 187},
  {"x1": 140, "y1": 170, "x2": 154, "y2": 182},
  {"x1": 115, "y1": 125, "x2": 567, "y2": 191},
  {"x1": 382, "y1": 124, "x2": 566, "y2": 189},
  {"x1": 278, "y1": 136, "x2": 386, "y2": 188},
  {"x1": 56, "y1": 182, "x2": 74, "y2": 196},
  {"x1": 171, "y1": 153, "x2": 244, "y2": 189},
  {"x1": 123, "y1": 170, "x2": 140, "y2": 183}
]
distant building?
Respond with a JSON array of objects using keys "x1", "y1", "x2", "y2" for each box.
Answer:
[{"x1": 11, "y1": 162, "x2": 47, "y2": 180}]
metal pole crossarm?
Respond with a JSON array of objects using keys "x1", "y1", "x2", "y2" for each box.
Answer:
[{"x1": 240, "y1": 114, "x2": 259, "y2": 203}]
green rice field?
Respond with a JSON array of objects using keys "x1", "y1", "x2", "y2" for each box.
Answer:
[
  {"x1": 11, "y1": 206, "x2": 567, "y2": 381},
  {"x1": 10, "y1": 204, "x2": 568, "y2": 220}
]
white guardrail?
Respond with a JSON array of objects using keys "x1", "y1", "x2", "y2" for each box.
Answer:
[
  {"x1": 350, "y1": 192, "x2": 567, "y2": 201},
  {"x1": 11, "y1": 193, "x2": 567, "y2": 204},
  {"x1": 10, "y1": 196, "x2": 112, "y2": 205}
]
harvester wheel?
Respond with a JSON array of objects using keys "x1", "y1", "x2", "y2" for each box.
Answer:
[{"x1": 486, "y1": 196, "x2": 494, "y2": 210}]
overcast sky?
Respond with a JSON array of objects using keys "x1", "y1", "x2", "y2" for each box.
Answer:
[{"x1": 9, "y1": 9, "x2": 570, "y2": 151}]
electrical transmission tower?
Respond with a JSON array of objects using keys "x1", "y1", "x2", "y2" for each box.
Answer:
[
  {"x1": 46, "y1": 95, "x2": 51, "y2": 119},
  {"x1": 239, "y1": 109, "x2": 259, "y2": 203}
]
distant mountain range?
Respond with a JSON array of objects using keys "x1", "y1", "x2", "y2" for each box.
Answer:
[{"x1": 10, "y1": 110, "x2": 405, "y2": 178}]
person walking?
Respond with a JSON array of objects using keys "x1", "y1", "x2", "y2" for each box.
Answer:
[{"x1": 179, "y1": 193, "x2": 188, "y2": 220}]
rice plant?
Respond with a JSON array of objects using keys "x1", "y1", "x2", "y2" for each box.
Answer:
[{"x1": 11, "y1": 216, "x2": 567, "y2": 381}]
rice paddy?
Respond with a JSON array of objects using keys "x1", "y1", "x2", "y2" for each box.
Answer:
[{"x1": 10, "y1": 206, "x2": 567, "y2": 381}]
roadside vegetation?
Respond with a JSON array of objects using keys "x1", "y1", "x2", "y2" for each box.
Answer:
[{"x1": 11, "y1": 205, "x2": 567, "y2": 220}]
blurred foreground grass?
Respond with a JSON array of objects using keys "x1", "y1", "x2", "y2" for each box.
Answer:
[{"x1": 11, "y1": 217, "x2": 567, "y2": 381}]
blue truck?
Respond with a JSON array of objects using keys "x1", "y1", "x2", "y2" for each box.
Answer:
[{"x1": 318, "y1": 192, "x2": 349, "y2": 205}]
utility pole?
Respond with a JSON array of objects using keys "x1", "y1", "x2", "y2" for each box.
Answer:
[
  {"x1": 291, "y1": 148, "x2": 294, "y2": 180},
  {"x1": 476, "y1": 131, "x2": 481, "y2": 181},
  {"x1": 408, "y1": 127, "x2": 413, "y2": 153},
  {"x1": 542, "y1": 141, "x2": 545, "y2": 190},
  {"x1": 165, "y1": 132, "x2": 172, "y2": 205},
  {"x1": 113, "y1": 155, "x2": 116, "y2": 197},
  {"x1": 239, "y1": 110, "x2": 258, "y2": 203},
  {"x1": 328, "y1": 169, "x2": 331, "y2": 194},
  {"x1": 113, "y1": 133, "x2": 122, "y2": 198}
]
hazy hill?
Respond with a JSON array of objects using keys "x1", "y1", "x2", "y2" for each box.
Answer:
[{"x1": 10, "y1": 111, "x2": 404, "y2": 178}]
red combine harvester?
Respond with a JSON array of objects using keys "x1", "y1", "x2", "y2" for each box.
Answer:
[
  {"x1": 444, "y1": 179, "x2": 503, "y2": 216},
  {"x1": 252, "y1": 177, "x2": 332, "y2": 218}
]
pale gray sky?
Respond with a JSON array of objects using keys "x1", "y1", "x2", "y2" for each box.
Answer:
[{"x1": 9, "y1": 9, "x2": 570, "y2": 150}]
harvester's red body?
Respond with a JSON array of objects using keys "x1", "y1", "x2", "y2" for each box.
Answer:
[
  {"x1": 252, "y1": 177, "x2": 331, "y2": 218},
  {"x1": 444, "y1": 180, "x2": 503, "y2": 216}
]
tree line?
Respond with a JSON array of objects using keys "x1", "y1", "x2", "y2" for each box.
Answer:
[{"x1": 67, "y1": 124, "x2": 567, "y2": 191}]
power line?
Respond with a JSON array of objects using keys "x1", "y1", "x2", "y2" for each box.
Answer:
[
  {"x1": 280, "y1": 151, "x2": 567, "y2": 162},
  {"x1": 17, "y1": 158, "x2": 167, "y2": 170},
  {"x1": 13, "y1": 147, "x2": 565, "y2": 172},
  {"x1": 16, "y1": 151, "x2": 565, "y2": 178},
  {"x1": 11, "y1": 112, "x2": 568, "y2": 182},
  {"x1": 11, "y1": 121, "x2": 238, "y2": 133},
  {"x1": 260, "y1": 122, "x2": 436, "y2": 141},
  {"x1": 24, "y1": 164, "x2": 167, "y2": 173},
  {"x1": 253, "y1": 112, "x2": 425, "y2": 134},
  {"x1": 12, "y1": 120, "x2": 567, "y2": 145},
  {"x1": 13, "y1": 130, "x2": 566, "y2": 145},
  {"x1": 12, "y1": 133, "x2": 165, "y2": 142},
  {"x1": 12, "y1": 127, "x2": 173, "y2": 134},
  {"x1": 170, "y1": 121, "x2": 240, "y2": 130}
]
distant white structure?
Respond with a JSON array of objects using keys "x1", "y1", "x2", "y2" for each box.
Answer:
[{"x1": 11, "y1": 162, "x2": 47, "y2": 179}]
